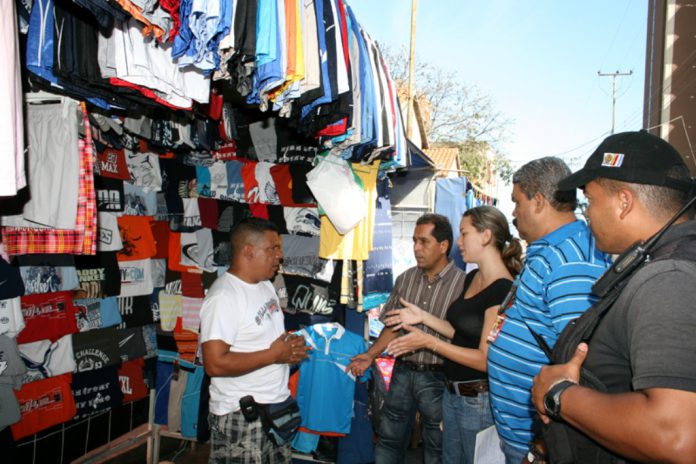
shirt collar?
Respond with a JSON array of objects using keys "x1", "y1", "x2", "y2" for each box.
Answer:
[{"x1": 419, "y1": 259, "x2": 457, "y2": 283}]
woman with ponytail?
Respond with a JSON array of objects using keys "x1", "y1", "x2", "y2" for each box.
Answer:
[{"x1": 384, "y1": 205, "x2": 522, "y2": 464}]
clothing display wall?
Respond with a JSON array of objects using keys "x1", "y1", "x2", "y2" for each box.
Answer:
[{"x1": 0, "y1": 0, "x2": 399, "y2": 462}]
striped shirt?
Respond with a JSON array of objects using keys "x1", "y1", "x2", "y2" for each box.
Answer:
[
  {"x1": 487, "y1": 220, "x2": 611, "y2": 452},
  {"x1": 380, "y1": 260, "x2": 466, "y2": 365}
]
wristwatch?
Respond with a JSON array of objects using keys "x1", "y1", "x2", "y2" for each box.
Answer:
[{"x1": 543, "y1": 380, "x2": 576, "y2": 421}]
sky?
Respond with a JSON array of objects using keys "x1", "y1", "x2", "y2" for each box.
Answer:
[{"x1": 348, "y1": 0, "x2": 649, "y2": 217}]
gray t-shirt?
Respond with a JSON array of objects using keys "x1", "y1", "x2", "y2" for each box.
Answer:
[{"x1": 585, "y1": 258, "x2": 696, "y2": 393}]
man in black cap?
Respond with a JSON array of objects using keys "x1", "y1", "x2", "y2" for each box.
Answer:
[{"x1": 530, "y1": 131, "x2": 696, "y2": 462}]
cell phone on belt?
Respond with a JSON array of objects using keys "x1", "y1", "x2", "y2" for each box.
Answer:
[{"x1": 239, "y1": 395, "x2": 259, "y2": 422}]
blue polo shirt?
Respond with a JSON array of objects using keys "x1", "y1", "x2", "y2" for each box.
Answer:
[{"x1": 487, "y1": 220, "x2": 611, "y2": 452}]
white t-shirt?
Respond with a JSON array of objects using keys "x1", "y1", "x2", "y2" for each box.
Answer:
[{"x1": 200, "y1": 272, "x2": 288, "y2": 415}]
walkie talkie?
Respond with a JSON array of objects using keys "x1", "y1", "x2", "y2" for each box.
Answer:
[{"x1": 592, "y1": 193, "x2": 696, "y2": 297}]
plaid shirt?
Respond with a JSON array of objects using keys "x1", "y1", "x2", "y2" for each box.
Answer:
[
  {"x1": 3, "y1": 104, "x2": 97, "y2": 256},
  {"x1": 380, "y1": 260, "x2": 467, "y2": 365}
]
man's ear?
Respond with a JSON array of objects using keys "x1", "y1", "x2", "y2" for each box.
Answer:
[
  {"x1": 440, "y1": 239, "x2": 450, "y2": 255},
  {"x1": 533, "y1": 192, "x2": 546, "y2": 213},
  {"x1": 617, "y1": 188, "x2": 634, "y2": 220},
  {"x1": 241, "y1": 243, "x2": 255, "y2": 260}
]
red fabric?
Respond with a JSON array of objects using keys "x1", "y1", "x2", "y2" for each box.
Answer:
[
  {"x1": 316, "y1": 118, "x2": 347, "y2": 137},
  {"x1": 336, "y1": 0, "x2": 350, "y2": 71},
  {"x1": 117, "y1": 216, "x2": 157, "y2": 261},
  {"x1": 158, "y1": 0, "x2": 181, "y2": 41},
  {"x1": 197, "y1": 198, "x2": 219, "y2": 229},
  {"x1": 96, "y1": 147, "x2": 130, "y2": 180},
  {"x1": 17, "y1": 291, "x2": 78, "y2": 344},
  {"x1": 269, "y1": 164, "x2": 296, "y2": 207},
  {"x1": 181, "y1": 272, "x2": 204, "y2": 298},
  {"x1": 118, "y1": 358, "x2": 149, "y2": 403},
  {"x1": 108, "y1": 78, "x2": 192, "y2": 111},
  {"x1": 11, "y1": 373, "x2": 76, "y2": 440},
  {"x1": 173, "y1": 318, "x2": 198, "y2": 363},
  {"x1": 150, "y1": 220, "x2": 171, "y2": 259},
  {"x1": 241, "y1": 162, "x2": 260, "y2": 204},
  {"x1": 202, "y1": 88, "x2": 223, "y2": 120},
  {"x1": 249, "y1": 204, "x2": 269, "y2": 219}
]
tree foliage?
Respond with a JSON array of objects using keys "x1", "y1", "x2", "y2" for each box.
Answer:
[{"x1": 382, "y1": 47, "x2": 513, "y2": 184}]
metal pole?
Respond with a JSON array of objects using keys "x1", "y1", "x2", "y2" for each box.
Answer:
[
  {"x1": 406, "y1": 0, "x2": 418, "y2": 139},
  {"x1": 598, "y1": 70, "x2": 633, "y2": 134}
]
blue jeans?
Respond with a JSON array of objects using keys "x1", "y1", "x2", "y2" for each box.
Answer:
[
  {"x1": 375, "y1": 363, "x2": 445, "y2": 464},
  {"x1": 500, "y1": 437, "x2": 527, "y2": 464},
  {"x1": 442, "y1": 389, "x2": 494, "y2": 464}
]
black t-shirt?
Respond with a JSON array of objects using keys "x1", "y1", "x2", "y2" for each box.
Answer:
[{"x1": 443, "y1": 270, "x2": 513, "y2": 382}]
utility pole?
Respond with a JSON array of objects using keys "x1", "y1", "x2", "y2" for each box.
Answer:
[
  {"x1": 597, "y1": 70, "x2": 633, "y2": 134},
  {"x1": 406, "y1": 0, "x2": 417, "y2": 139}
]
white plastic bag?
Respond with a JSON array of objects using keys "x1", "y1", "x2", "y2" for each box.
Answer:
[
  {"x1": 305, "y1": 155, "x2": 367, "y2": 235},
  {"x1": 474, "y1": 425, "x2": 505, "y2": 463}
]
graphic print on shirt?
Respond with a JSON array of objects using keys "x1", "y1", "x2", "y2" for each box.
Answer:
[
  {"x1": 254, "y1": 298, "x2": 281, "y2": 326},
  {"x1": 23, "y1": 266, "x2": 62, "y2": 294}
]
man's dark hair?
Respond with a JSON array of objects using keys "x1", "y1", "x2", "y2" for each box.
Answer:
[
  {"x1": 513, "y1": 157, "x2": 578, "y2": 212},
  {"x1": 416, "y1": 213, "x2": 453, "y2": 256},
  {"x1": 229, "y1": 218, "x2": 279, "y2": 262}
]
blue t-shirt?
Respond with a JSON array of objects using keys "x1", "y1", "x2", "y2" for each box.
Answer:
[
  {"x1": 487, "y1": 220, "x2": 611, "y2": 452},
  {"x1": 295, "y1": 323, "x2": 369, "y2": 434}
]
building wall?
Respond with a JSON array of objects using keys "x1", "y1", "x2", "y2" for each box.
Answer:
[{"x1": 645, "y1": 0, "x2": 696, "y2": 173}]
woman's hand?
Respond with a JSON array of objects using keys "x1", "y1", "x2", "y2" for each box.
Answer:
[
  {"x1": 383, "y1": 298, "x2": 425, "y2": 330},
  {"x1": 386, "y1": 325, "x2": 433, "y2": 357}
]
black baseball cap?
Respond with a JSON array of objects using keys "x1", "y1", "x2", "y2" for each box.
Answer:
[{"x1": 558, "y1": 130, "x2": 693, "y2": 191}]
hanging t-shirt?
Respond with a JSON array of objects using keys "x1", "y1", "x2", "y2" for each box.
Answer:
[
  {"x1": 118, "y1": 358, "x2": 149, "y2": 403},
  {"x1": 118, "y1": 258, "x2": 154, "y2": 297},
  {"x1": 96, "y1": 147, "x2": 130, "y2": 180},
  {"x1": 284, "y1": 207, "x2": 320, "y2": 236},
  {"x1": 72, "y1": 365, "x2": 123, "y2": 419},
  {"x1": 0, "y1": 297, "x2": 24, "y2": 339},
  {"x1": 150, "y1": 220, "x2": 171, "y2": 259},
  {"x1": 19, "y1": 334, "x2": 76, "y2": 384},
  {"x1": 180, "y1": 198, "x2": 202, "y2": 232},
  {"x1": 17, "y1": 255, "x2": 80, "y2": 295},
  {"x1": 116, "y1": 216, "x2": 157, "y2": 261},
  {"x1": 123, "y1": 182, "x2": 158, "y2": 216},
  {"x1": 117, "y1": 295, "x2": 154, "y2": 328},
  {"x1": 158, "y1": 291, "x2": 183, "y2": 332},
  {"x1": 95, "y1": 177, "x2": 125, "y2": 213},
  {"x1": 116, "y1": 326, "x2": 147, "y2": 361},
  {"x1": 0, "y1": 256, "x2": 25, "y2": 300},
  {"x1": 225, "y1": 160, "x2": 246, "y2": 202},
  {"x1": 124, "y1": 150, "x2": 162, "y2": 192},
  {"x1": 0, "y1": 334, "x2": 28, "y2": 389},
  {"x1": 74, "y1": 251, "x2": 121, "y2": 298},
  {"x1": 97, "y1": 212, "x2": 124, "y2": 252},
  {"x1": 72, "y1": 326, "x2": 120, "y2": 372},
  {"x1": 17, "y1": 291, "x2": 78, "y2": 344},
  {"x1": 151, "y1": 259, "x2": 167, "y2": 289},
  {"x1": 281, "y1": 234, "x2": 333, "y2": 282},
  {"x1": 11, "y1": 373, "x2": 76, "y2": 440},
  {"x1": 198, "y1": 197, "x2": 219, "y2": 229},
  {"x1": 282, "y1": 274, "x2": 334, "y2": 316}
]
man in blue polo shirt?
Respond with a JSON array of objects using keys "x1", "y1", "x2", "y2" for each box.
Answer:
[{"x1": 486, "y1": 157, "x2": 611, "y2": 463}]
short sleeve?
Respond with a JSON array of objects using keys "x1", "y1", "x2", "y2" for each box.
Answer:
[
  {"x1": 628, "y1": 263, "x2": 696, "y2": 392},
  {"x1": 199, "y1": 291, "x2": 241, "y2": 346}
]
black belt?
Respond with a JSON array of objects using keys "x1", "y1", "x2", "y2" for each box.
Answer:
[
  {"x1": 445, "y1": 379, "x2": 489, "y2": 397},
  {"x1": 398, "y1": 360, "x2": 443, "y2": 372}
]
